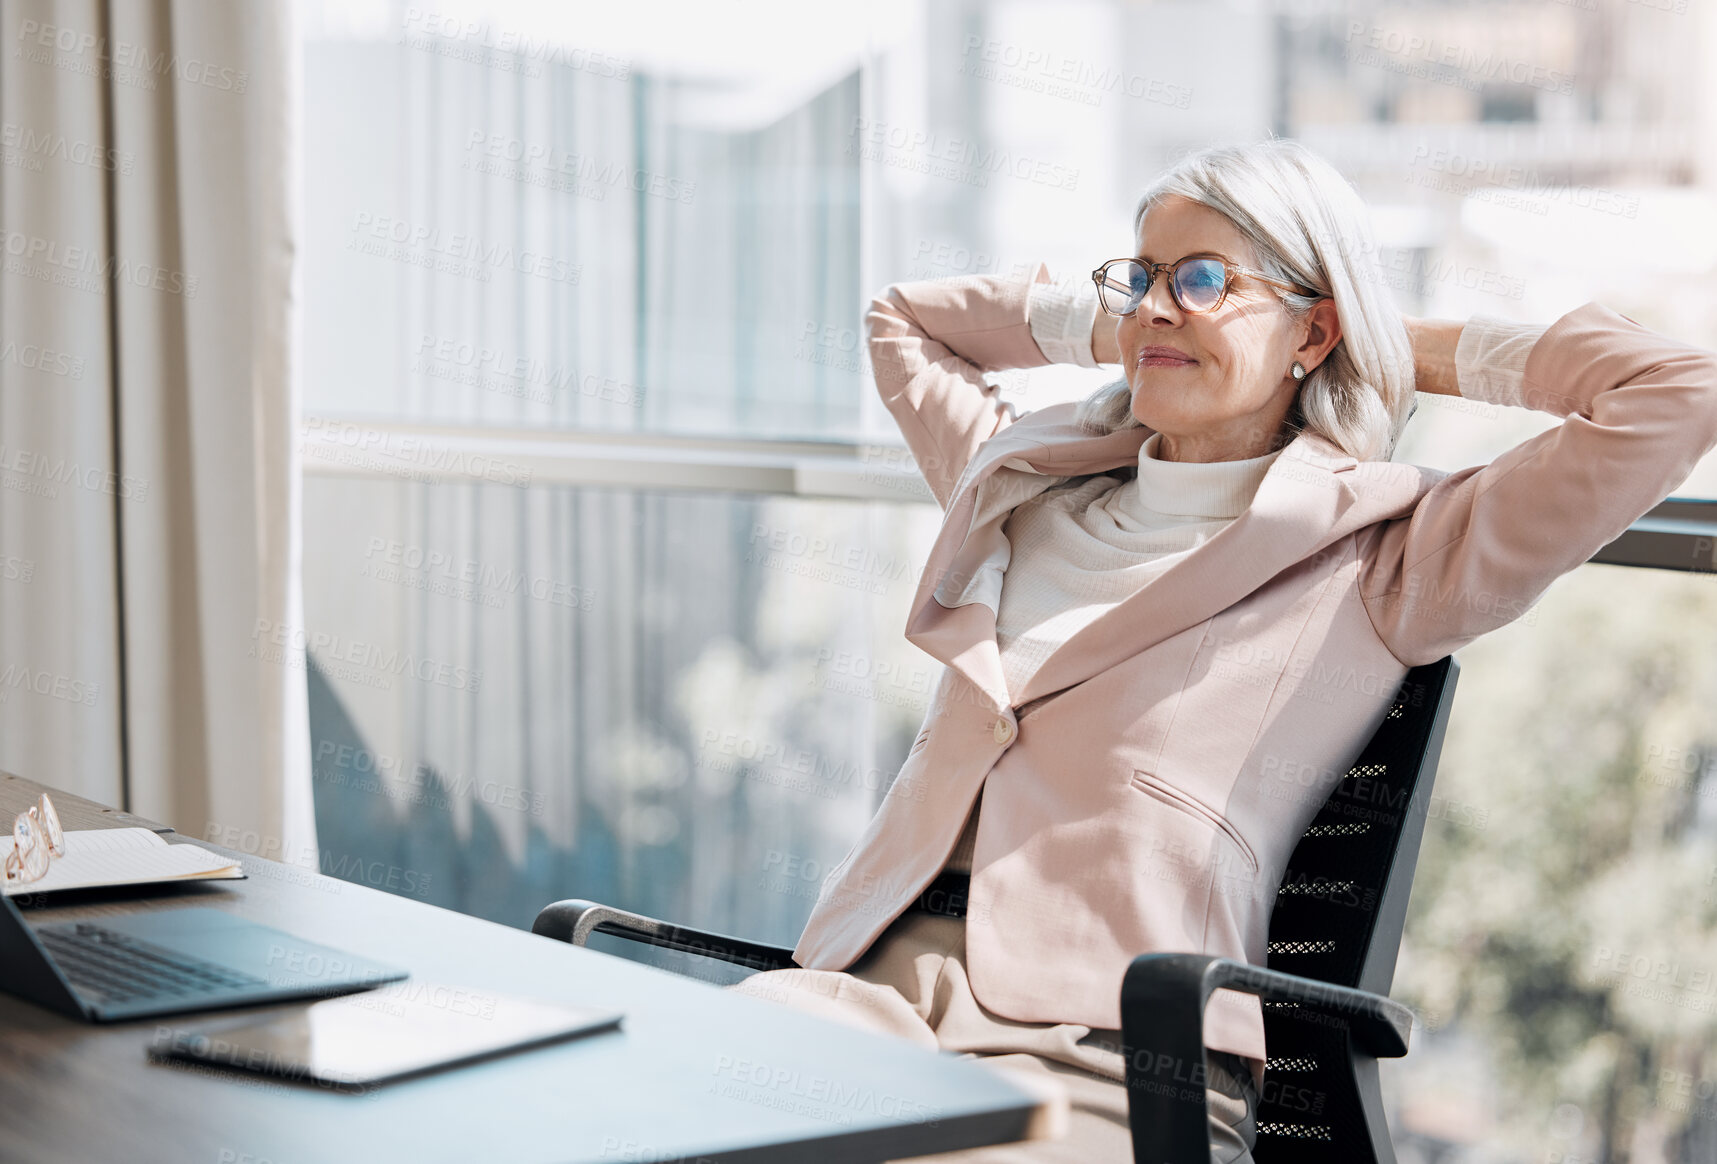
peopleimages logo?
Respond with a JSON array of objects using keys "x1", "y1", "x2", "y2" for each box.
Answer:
[
  {"x1": 346, "y1": 212, "x2": 581, "y2": 286},
  {"x1": 1343, "y1": 20, "x2": 1574, "y2": 95},
  {"x1": 14, "y1": 19, "x2": 250, "y2": 92},
  {"x1": 847, "y1": 118, "x2": 1080, "y2": 192},
  {"x1": 250, "y1": 619, "x2": 482, "y2": 693},
  {"x1": 361, "y1": 536, "x2": 596, "y2": 613},
  {"x1": 301, "y1": 419, "x2": 534, "y2": 489},
  {"x1": 958, "y1": 35, "x2": 1193, "y2": 109},
  {"x1": 399, "y1": 8, "x2": 632, "y2": 80},
  {"x1": 0, "y1": 340, "x2": 85, "y2": 380},
  {"x1": 0, "y1": 228, "x2": 197, "y2": 297},
  {"x1": 0, "y1": 664, "x2": 99, "y2": 707},
  {"x1": 1408, "y1": 144, "x2": 1641, "y2": 219},
  {"x1": 0, "y1": 443, "x2": 149, "y2": 501},
  {"x1": 0, "y1": 121, "x2": 133, "y2": 174},
  {"x1": 413, "y1": 334, "x2": 641, "y2": 406},
  {"x1": 462, "y1": 131, "x2": 696, "y2": 205}
]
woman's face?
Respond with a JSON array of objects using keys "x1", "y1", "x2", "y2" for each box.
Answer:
[{"x1": 1114, "y1": 195, "x2": 1341, "y2": 462}]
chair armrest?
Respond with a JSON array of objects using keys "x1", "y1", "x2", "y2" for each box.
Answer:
[
  {"x1": 1118, "y1": 953, "x2": 1414, "y2": 1163},
  {"x1": 531, "y1": 899, "x2": 798, "y2": 973}
]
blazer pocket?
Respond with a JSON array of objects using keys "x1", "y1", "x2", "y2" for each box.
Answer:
[{"x1": 1130, "y1": 770, "x2": 1259, "y2": 876}]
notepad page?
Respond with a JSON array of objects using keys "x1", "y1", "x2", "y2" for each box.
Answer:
[{"x1": 1, "y1": 828, "x2": 242, "y2": 896}]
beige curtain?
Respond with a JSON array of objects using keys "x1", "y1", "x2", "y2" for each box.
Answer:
[{"x1": 0, "y1": 0, "x2": 312, "y2": 860}]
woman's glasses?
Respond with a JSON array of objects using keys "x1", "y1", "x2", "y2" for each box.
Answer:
[
  {"x1": 1091, "y1": 255, "x2": 1322, "y2": 317},
  {"x1": 4, "y1": 793, "x2": 66, "y2": 887}
]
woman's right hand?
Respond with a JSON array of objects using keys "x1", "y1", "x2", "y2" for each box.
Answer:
[{"x1": 1091, "y1": 308, "x2": 1122, "y2": 366}]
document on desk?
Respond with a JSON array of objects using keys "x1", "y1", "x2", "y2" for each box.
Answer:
[{"x1": 1, "y1": 829, "x2": 244, "y2": 896}]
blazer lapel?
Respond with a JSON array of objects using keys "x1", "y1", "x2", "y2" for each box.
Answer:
[
  {"x1": 904, "y1": 404, "x2": 1374, "y2": 710},
  {"x1": 904, "y1": 408, "x2": 1147, "y2": 710}
]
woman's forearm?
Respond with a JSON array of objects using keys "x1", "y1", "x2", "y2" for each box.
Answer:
[
  {"x1": 1404, "y1": 316, "x2": 1464, "y2": 398},
  {"x1": 1091, "y1": 310, "x2": 1121, "y2": 366}
]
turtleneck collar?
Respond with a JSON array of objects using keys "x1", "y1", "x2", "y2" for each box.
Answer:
[{"x1": 1127, "y1": 430, "x2": 1283, "y2": 520}]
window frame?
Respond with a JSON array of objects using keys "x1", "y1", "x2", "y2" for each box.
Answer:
[{"x1": 300, "y1": 417, "x2": 1717, "y2": 577}]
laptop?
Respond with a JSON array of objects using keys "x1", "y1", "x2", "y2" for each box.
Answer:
[{"x1": 0, "y1": 893, "x2": 408, "y2": 1022}]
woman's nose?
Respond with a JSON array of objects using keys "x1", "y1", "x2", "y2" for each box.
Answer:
[{"x1": 1135, "y1": 268, "x2": 1182, "y2": 325}]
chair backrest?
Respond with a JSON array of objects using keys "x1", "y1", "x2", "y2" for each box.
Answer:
[
  {"x1": 1254, "y1": 655, "x2": 1460, "y2": 1160},
  {"x1": 1264, "y1": 655, "x2": 1460, "y2": 993}
]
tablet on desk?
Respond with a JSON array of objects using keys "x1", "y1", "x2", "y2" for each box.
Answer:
[{"x1": 149, "y1": 981, "x2": 623, "y2": 1088}]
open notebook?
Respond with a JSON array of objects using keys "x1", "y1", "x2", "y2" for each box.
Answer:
[{"x1": 2, "y1": 829, "x2": 244, "y2": 896}]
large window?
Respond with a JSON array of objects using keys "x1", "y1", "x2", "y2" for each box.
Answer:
[
  {"x1": 300, "y1": 1, "x2": 1717, "y2": 1158},
  {"x1": 302, "y1": 473, "x2": 941, "y2": 948}
]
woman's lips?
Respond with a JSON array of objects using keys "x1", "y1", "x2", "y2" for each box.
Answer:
[{"x1": 1137, "y1": 348, "x2": 1196, "y2": 368}]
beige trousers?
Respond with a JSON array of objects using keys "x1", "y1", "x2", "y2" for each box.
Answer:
[{"x1": 729, "y1": 908, "x2": 1257, "y2": 1163}]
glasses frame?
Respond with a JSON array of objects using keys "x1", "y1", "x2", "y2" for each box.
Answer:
[
  {"x1": 4, "y1": 793, "x2": 66, "y2": 886},
  {"x1": 1090, "y1": 253, "x2": 1323, "y2": 317}
]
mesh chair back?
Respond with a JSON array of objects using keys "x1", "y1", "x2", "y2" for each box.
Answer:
[{"x1": 1253, "y1": 656, "x2": 1460, "y2": 1159}]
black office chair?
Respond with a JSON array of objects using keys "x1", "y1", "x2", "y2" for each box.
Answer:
[
  {"x1": 534, "y1": 656, "x2": 1460, "y2": 1164},
  {"x1": 1122, "y1": 655, "x2": 1459, "y2": 1162}
]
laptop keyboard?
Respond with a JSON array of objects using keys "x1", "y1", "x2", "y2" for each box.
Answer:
[{"x1": 37, "y1": 923, "x2": 268, "y2": 1004}]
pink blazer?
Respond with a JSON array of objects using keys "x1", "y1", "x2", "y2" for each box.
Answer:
[{"x1": 790, "y1": 263, "x2": 1717, "y2": 1062}]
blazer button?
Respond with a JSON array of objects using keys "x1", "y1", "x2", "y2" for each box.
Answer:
[{"x1": 993, "y1": 718, "x2": 1015, "y2": 746}]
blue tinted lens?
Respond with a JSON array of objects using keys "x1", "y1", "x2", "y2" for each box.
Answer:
[
  {"x1": 1096, "y1": 262, "x2": 1151, "y2": 314},
  {"x1": 1174, "y1": 260, "x2": 1227, "y2": 311},
  {"x1": 1125, "y1": 262, "x2": 1153, "y2": 311}
]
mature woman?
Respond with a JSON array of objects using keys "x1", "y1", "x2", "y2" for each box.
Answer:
[{"x1": 731, "y1": 137, "x2": 1717, "y2": 1161}]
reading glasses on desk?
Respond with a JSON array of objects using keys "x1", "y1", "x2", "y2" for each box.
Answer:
[{"x1": 4, "y1": 792, "x2": 65, "y2": 886}]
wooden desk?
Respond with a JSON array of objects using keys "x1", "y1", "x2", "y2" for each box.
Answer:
[
  {"x1": 0, "y1": 782, "x2": 1046, "y2": 1163},
  {"x1": 2, "y1": 770, "x2": 174, "y2": 835}
]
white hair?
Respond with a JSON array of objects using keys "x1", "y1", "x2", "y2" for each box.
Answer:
[{"x1": 1075, "y1": 135, "x2": 1417, "y2": 462}]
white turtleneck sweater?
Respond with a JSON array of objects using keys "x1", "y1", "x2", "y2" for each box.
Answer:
[
  {"x1": 994, "y1": 430, "x2": 1280, "y2": 699},
  {"x1": 939, "y1": 279, "x2": 1546, "y2": 875}
]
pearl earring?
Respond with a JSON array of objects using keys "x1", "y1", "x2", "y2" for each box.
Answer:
[{"x1": 1290, "y1": 362, "x2": 1306, "y2": 381}]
